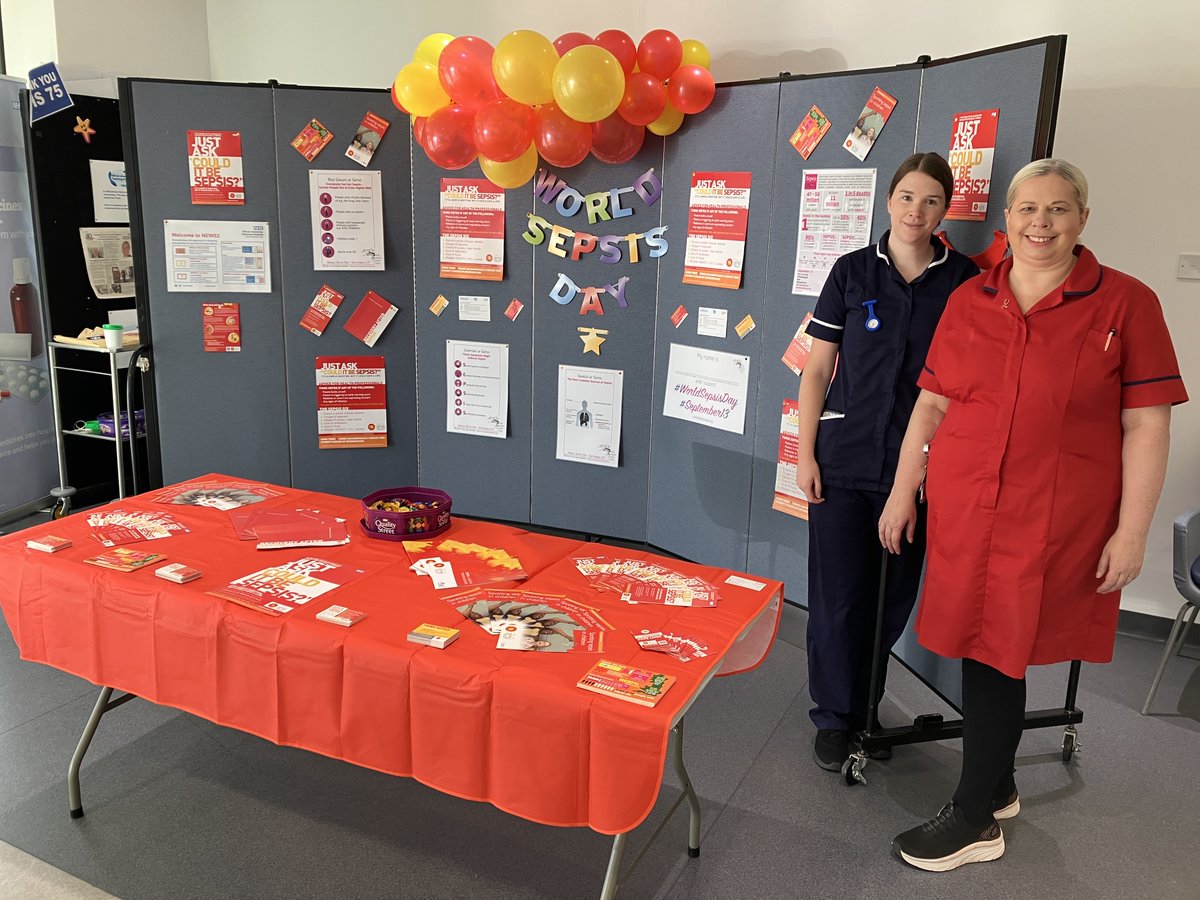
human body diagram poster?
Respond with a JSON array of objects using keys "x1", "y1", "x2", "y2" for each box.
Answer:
[
  {"x1": 446, "y1": 340, "x2": 508, "y2": 439},
  {"x1": 556, "y1": 365, "x2": 624, "y2": 468},
  {"x1": 790, "y1": 168, "x2": 876, "y2": 297},
  {"x1": 662, "y1": 344, "x2": 750, "y2": 435}
]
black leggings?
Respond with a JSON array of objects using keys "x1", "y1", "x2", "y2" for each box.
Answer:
[{"x1": 953, "y1": 658, "x2": 1026, "y2": 826}]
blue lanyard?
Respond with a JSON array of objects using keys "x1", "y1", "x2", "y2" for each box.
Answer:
[{"x1": 862, "y1": 299, "x2": 881, "y2": 332}]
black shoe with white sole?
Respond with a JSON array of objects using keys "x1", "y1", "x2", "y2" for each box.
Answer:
[
  {"x1": 893, "y1": 803, "x2": 1005, "y2": 872},
  {"x1": 938, "y1": 786, "x2": 1020, "y2": 821},
  {"x1": 812, "y1": 728, "x2": 851, "y2": 771}
]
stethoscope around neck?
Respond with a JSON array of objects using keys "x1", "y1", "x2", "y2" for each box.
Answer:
[{"x1": 862, "y1": 299, "x2": 881, "y2": 332}]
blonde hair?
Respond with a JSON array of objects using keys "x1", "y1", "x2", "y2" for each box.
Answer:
[{"x1": 1006, "y1": 158, "x2": 1089, "y2": 209}]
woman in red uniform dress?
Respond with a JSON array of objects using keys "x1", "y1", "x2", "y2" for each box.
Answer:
[{"x1": 879, "y1": 159, "x2": 1188, "y2": 871}]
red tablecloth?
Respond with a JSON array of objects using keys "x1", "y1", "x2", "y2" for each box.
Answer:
[{"x1": 0, "y1": 476, "x2": 782, "y2": 835}]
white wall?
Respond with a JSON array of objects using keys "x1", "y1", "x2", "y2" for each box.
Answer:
[
  {"x1": 14, "y1": 0, "x2": 1198, "y2": 616},
  {"x1": 0, "y1": 0, "x2": 57, "y2": 79}
]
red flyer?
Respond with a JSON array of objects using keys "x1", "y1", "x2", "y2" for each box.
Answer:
[
  {"x1": 946, "y1": 108, "x2": 1001, "y2": 222},
  {"x1": 299, "y1": 284, "x2": 345, "y2": 336},
  {"x1": 342, "y1": 290, "x2": 397, "y2": 347},
  {"x1": 788, "y1": 105, "x2": 832, "y2": 159},
  {"x1": 187, "y1": 130, "x2": 244, "y2": 205},
  {"x1": 781, "y1": 311, "x2": 815, "y2": 376},
  {"x1": 209, "y1": 557, "x2": 366, "y2": 616},
  {"x1": 315, "y1": 355, "x2": 387, "y2": 449},
  {"x1": 202, "y1": 302, "x2": 241, "y2": 352},
  {"x1": 439, "y1": 178, "x2": 505, "y2": 281},
  {"x1": 682, "y1": 171, "x2": 752, "y2": 290},
  {"x1": 345, "y1": 111, "x2": 390, "y2": 167},
  {"x1": 290, "y1": 118, "x2": 334, "y2": 162},
  {"x1": 843, "y1": 87, "x2": 897, "y2": 161}
]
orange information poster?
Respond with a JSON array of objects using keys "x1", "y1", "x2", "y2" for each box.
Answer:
[
  {"x1": 772, "y1": 398, "x2": 809, "y2": 520},
  {"x1": 315, "y1": 356, "x2": 387, "y2": 449},
  {"x1": 682, "y1": 171, "x2": 752, "y2": 290},
  {"x1": 946, "y1": 108, "x2": 1000, "y2": 222},
  {"x1": 781, "y1": 312, "x2": 815, "y2": 375},
  {"x1": 187, "y1": 130, "x2": 244, "y2": 205},
  {"x1": 439, "y1": 178, "x2": 505, "y2": 281},
  {"x1": 202, "y1": 302, "x2": 241, "y2": 352}
]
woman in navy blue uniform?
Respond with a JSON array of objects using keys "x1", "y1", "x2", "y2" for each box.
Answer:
[{"x1": 796, "y1": 152, "x2": 978, "y2": 770}]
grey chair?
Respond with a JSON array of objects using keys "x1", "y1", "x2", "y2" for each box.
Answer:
[{"x1": 1142, "y1": 506, "x2": 1200, "y2": 715}]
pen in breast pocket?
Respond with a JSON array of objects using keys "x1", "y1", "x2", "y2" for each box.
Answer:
[{"x1": 1104, "y1": 328, "x2": 1116, "y2": 352}]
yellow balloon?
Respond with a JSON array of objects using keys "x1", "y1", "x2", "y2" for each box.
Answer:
[
  {"x1": 480, "y1": 143, "x2": 539, "y2": 189},
  {"x1": 552, "y1": 46, "x2": 625, "y2": 124},
  {"x1": 493, "y1": 30, "x2": 558, "y2": 106},
  {"x1": 414, "y1": 32, "x2": 455, "y2": 67},
  {"x1": 647, "y1": 101, "x2": 684, "y2": 136},
  {"x1": 396, "y1": 60, "x2": 449, "y2": 118},
  {"x1": 680, "y1": 39, "x2": 711, "y2": 70}
]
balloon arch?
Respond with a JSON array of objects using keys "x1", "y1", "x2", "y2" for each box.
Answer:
[{"x1": 392, "y1": 29, "x2": 715, "y2": 188}]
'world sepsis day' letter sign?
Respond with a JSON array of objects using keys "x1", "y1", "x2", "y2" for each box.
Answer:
[{"x1": 523, "y1": 168, "x2": 667, "y2": 315}]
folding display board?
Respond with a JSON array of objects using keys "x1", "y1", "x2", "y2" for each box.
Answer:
[
  {"x1": 411, "y1": 151, "x2": 535, "y2": 524},
  {"x1": 120, "y1": 37, "x2": 1065, "y2": 659},
  {"x1": 647, "y1": 82, "x2": 780, "y2": 569}
]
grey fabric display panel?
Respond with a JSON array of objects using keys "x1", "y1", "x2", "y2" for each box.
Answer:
[
  {"x1": 124, "y1": 80, "x2": 290, "y2": 486},
  {"x1": 746, "y1": 68, "x2": 923, "y2": 598},
  {"x1": 917, "y1": 39, "x2": 1064, "y2": 258},
  {"x1": 646, "y1": 83, "x2": 781, "y2": 569},
  {"x1": 529, "y1": 144, "x2": 666, "y2": 540},
  {"x1": 410, "y1": 150, "x2": 535, "y2": 522},
  {"x1": 272, "y1": 87, "x2": 417, "y2": 498}
]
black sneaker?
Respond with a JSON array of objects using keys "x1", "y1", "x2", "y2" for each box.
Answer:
[
  {"x1": 893, "y1": 803, "x2": 1004, "y2": 872},
  {"x1": 812, "y1": 728, "x2": 851, "y2": 771},
  {"x1": 938, "y1": 787, "x2": 1020, "y2": 821}
]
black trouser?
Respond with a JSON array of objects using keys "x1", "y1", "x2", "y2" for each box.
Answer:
[
  {"x1": 806, "y1": 485, "x2": 927, "y2": 731},
  {"x1": 953, "y1": 658, "x2": 1026, "y2": 825}
]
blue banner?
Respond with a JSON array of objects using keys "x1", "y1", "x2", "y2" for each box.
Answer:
[{"x1": 27, "y1": 62, "x2": 74, "y2": 123}]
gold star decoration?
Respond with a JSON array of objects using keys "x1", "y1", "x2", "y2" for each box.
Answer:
[
  {"x1": 578, "y1": 327, "x2": 608, "y2": 355},
  {"x1": 73, "y1": 116, "x2": 96, "y2": 143}
]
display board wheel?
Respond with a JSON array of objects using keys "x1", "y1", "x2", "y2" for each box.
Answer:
[
  {"x1": 841, "y1": 752, "x2": 868, "y2": 786},
  {"x1": 1061, "y1": 725, "x2": 1080, "y2": 763}
]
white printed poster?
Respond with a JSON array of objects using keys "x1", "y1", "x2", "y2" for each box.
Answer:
[
  {"x1": 446, "y1": 340, "x2": 508, "y2": 439},
  {"x1": 772, "y1": 398, "x2": 809, "y2": 520},
  {"x1": 556, "y1": 365, "x2": 623, "y2": 468},
  {"x1": 79, "y1": 227, "x2": 135, "y2": 299},
  {"x1": 791, "y1": 168, "x2": 876, "y2": 297},
  {"x1": 310, "y1": 169, "x2": 384, "y2": 271},
  {"x1": 163, "y1": 220, "x2": 270, "y2": 293},
  {"x1": 662, "y1": 343, "x2": 750, "y2": 435},
  {"x1": 88, "y1": 160, "x2": 127, "y2": 223}
]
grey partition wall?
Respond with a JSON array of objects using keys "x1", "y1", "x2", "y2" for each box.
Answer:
[
  {"x1": 272, "y1": 86, "x2": 417, "y2": 497},
  {"x1": 646, "y1": 82, "x2": 780, "y2": 569},
  {"x1": 124, "y1": 80, "x2": 290, "y2": 486},
  {"x1": 528, "y1": 144, "x2": 666, "y2": 540},
  {"x1": 411, "y1": 151, "x2": 535, "y2": 523},
  {"x1": 746, "y1": 66, "x2": 924, "y2": 597}
]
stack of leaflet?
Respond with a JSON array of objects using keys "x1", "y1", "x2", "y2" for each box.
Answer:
[
  {"x1": 228, "y1": 507, "x2": 350, "y2": 550},
  {"x1": 445, "y1": 587, "x2": 612, "y2": 652},
  {"x1": 86, "y1": 509, "x2": 190, "y2": 546},
  {"x1": 572, "y1": 556, "x2": 721, "y2": 607}
]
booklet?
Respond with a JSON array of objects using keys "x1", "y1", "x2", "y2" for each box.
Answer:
[
  {"x1": 342, "y1": 290, "x2": 397, "y2": 348},
  {"x1": 576, "y1": 659, "x2": 676, "y2": 707}
]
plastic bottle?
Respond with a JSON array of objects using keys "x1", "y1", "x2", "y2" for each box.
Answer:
[{"x1": 10, "y1": 258, "x2": 43, "y2": 357}]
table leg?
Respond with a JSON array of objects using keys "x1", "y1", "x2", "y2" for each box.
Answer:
[
  {"x1": 68, "y1": 686, "x2": 136, "y2": 819},
  {"x1": 670, "y1": 723, "x2": 701, "y2": 856},
  {"x1": 599, "y1": 832, "x2": 628, "y2": 900}
]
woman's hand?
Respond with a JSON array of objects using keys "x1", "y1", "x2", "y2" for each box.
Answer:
[
  {"x1": 796, "y1": 456, "x2": 824, "y2": 504},
  {"x1": 878, "y1": 491, "x2": 917, "y2": 554},
  {"x1": 1095, "y1": 529, "x2": 1147, "y2": 594}
]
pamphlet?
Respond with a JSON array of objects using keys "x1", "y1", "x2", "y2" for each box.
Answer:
[
  {"x1": 576, "y1": 659, "x2": 676, "y2": 707},
  {"x1": 209, "y1": 557, "x2": 366, "y2": 616}
]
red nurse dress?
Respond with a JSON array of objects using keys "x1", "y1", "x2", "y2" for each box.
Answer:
[{"x1": 915, "y1": 246, "x2": 1188, "y2": 678}]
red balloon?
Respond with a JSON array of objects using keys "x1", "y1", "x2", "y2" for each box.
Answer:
[
  {"x1": 617, "y1": 72, "x2": 666, "y2": 126},
  {"x1": 423, "y1": 105, "x2": 478, "y2": 170},
  {"x1": 667, "y1": 64, "x2": 716, "y2": 114},
  {"x1": 474, "y1": 98, "x2": 536, "y2": 163},
  {"x1": 534, "y1": 102, "x2": 592, "y2": 168},
  {"x1": 554, "y1": 32, "x2": 593, "y2": 56},
  {"x1": 637, "y1": 29, "x2": 682, "y2": 80},
  {"x1": 390, "y1": 82, "x2": 407, "y2": 114},
  {"x1": 590, "y1": 113, "x2": 645, "y2": 164},
  {"x1": 594, "y1": 29, "x2": 637, "y2": 74},
  {"x1": 412, "y1": 115, "x2": 428, "y2": 149},
  {"x1": 437, "y1": 35, "x2": 498, "y2": 112}
]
